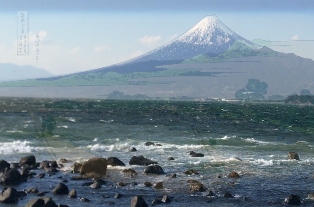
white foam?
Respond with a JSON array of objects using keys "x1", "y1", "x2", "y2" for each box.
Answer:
[{"x1": 0, "y1": 140, "x2": 45, "y2": 154}]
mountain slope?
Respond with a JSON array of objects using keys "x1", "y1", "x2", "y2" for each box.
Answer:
[{"x1": 0, "y1": 63, "x2": 54, "y2": 82}]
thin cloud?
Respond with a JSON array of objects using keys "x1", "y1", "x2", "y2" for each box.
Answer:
[
  {"x1": 291, "y1": 35, "x2": 299, "y2": 40},
  {"x1": 69, "y1": 46, "x2": 80, "y2": 54},
  {"x1": 94, "y1": 45, "x2": 110, "y2": 53},
  {"x1": 138, "y1": 35, "x2": 161, "y2": 45}
]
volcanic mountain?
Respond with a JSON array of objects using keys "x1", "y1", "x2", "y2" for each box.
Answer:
[
  {"x1": 132, "y1": 15, "x2": 261, "y2": 63},
  {"x1": 1, "y1": 15, "x2": 314, "y2": 99}
]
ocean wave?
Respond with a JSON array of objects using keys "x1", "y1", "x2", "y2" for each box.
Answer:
[{"x1": 0, "y1": 140, "x2": 45, "y2": 154}]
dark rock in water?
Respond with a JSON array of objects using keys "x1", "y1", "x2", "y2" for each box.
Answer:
[
  {"x1": 129, "y1": 155, "x2": 157, "y2": 166},
  {"x1": 167, "y1": 157, "x2": 175, "y2": 161},
  {"x1": 52, "y1": 183, "x2": 69, "y2": 195},
  {"x1": 170, "y1": 173, "x2": 177, "y2": 178},
  {"x1": 68, "y1": 189, "x2": 77, "y2": 198},
  {"x1": 107, "y1": 157, "x2": 125, "y2": 166},
  {"x1": 80, "y1": 197, "x2": 91, "y2": 202},
  {"x1": 154, "y1": 182, "x2": 163, "y2": 189},
  {"x1": 122, "y1": 168, "x2": 137, "y2": 176},
  {"x1": 144, "y1": 181, "x2": 153, "y2": 187},
  {"x1": 145, "y1": 142, "x2": 155, "y2": 146},
  {"x1": 40, "y1": 160, "x2": 58, "y2": 169},
  {"x1": 117, "y1": 182, "x2": 128, "y2": 187},
  {"x1": 131, "y1": 195, "x2": 149, "y2": 207},
  {"x1": 283, "y1": 194, "x2": 301, "y2": 205},
  {"x1": 144, "y1": 165, "x2": 165, "y2": 174},
  {"x1": 80, "y1": 157, "x2": 107, "y2": 178},
  {"x1": 184, "y1": 169, "x2": 199, "y2": 175},
  {"x1": 156, "y1": 144, "x2": 162, "y2": 146},
  {"x1": 90, "y1": 181, "x2": 101, "y2": 189},
  {"x1": 59, "y1": 158, "x2": 69, "y2": 163},
  {"x1": 188, "y1": 180, "x2": 207, "y2": 192},
  {"x1": 162, "y1": 195, "x2": 171, "y2": 203},
  {"x1": 25, "y1": 198, "x2": 45, "y2": 207},
  {"x1": 152, "y1": 198, "x2": 162, "y2": 206},
  {"x1": 0, "y1": 187, "x2": 19, "y2": 203},
  {"x1": 288, "y1": 152, "x2": 300, "y2": 160},
  {"x1": 224, "y1": 192, "x2": 234, "y2": 198},
  {"x1": 206, "y1": 190, "x2": 215, "y2": 197},
  {"x1": 130, "y1": 147, "x2": 137, "y2": 152},
  {"x1": 58, "y1": 205, "x2": 69, "y2": 207},
  {"x1": 42, "y1": 196, "x2": 58, "y2": 207},
  {"x1": 72, "y1": 162, "x2": 82, "y2": 173},
  {"x1": 228, "y1": 171, "x2": 240, "y2": 178},
  {"x1": 114, "y1": 193, "x2": 122, "y2": 199},
  {"x1": 0, "y1": 160, "x2": 10, "y2": 173},
  {"x1": 1, "y1": 168, "x2": 27, "y2": 185},
  {"x1": 20, "y1": 155, "x2": 36, "y2": 167},
  {"x1": 189, "y1": 151, "x2": 205, "y2": 157},
  {"x1": 26, "y1": 188, "x2": 39, "y2": 194},
  {"x1": 38, "y1": 173, "x2": 45, "y2": 179},
  {"x1": 71, "y1": 175, "x2": 87, "y2": 180}
]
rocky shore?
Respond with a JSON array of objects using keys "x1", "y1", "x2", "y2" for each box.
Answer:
[{"x1": 0, "y1": 148, "x2": 312, "y2": 207}]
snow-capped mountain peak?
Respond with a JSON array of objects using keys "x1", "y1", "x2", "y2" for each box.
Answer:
[
  {"x1": 177, "y1": 15, "x2": 236, "y2": 45},
  {"x1": 130, "y1": 15, "x2": 261, "y2": 62}
]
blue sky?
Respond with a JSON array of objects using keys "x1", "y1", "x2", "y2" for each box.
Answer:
[{"x1": 1, "y1": 0, "x2": 314, "y2": 75}]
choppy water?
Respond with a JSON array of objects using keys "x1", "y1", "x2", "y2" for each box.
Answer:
[{"x1": 0, "y1": 98, "x2": 314, "y2": 206}]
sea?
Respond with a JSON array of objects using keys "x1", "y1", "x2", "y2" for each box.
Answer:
[{"x1": 0, "y1": 98, "x2": 313, "y2": 207}]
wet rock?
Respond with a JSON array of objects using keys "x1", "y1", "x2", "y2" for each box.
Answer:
[
  {"x1": 283, "y1": 194, "x2": 301, "y2": 205},
  {"x1": 145, "y1": 142, "x2": 155, "y2": 146},
  {"x1": 117, "y1": 182, "x2": 128, "y2": 187},
  {"x1": 26, "y1": 188, "x2": 39, "y2": 194},
  {"x1": 42, "y1": 196, "x2": 58, "y2": 207},
  {"x1": 114, "y1": 193, "x2": 122, "y2": 199},
  {"x1": 228, "y1": 171, "x2": 240, "y2": 178},
  {"x1": 38, "y1": 173, "x2": 45, "y2": 179},
  {"x1": 20, "y1": 155, "x2": 36, "y2": 167},
  {"x1": 190, "y1": 151, "x2": 204, "y2": 157},
  {"x1": 122, "y1": 168, "x2": 137, "y2": 176},
  {"x1": 90, "y1": 181, "x2": 101, "y2": 189},
  {"x1": 130, "y1": 147, "x2": 137, "y2": 152},
  {"x1": 188, "y1": 180, "x2": 207, "y2": 192},
  {"x1": 224, "y1": 192, "x2": 235, "y2": 198},
  {"x1": 72, "y1": 162, "x2": 82, "y2": 173},
  {"x1": 58, "y1": 205, "x2": 69, "y2": 207},
  {"x1": 144, "y1": 165, "x2": 165, "y2": 174},
  {"x1": 1, "y1": 168, "x2": 27, "y2": 185},
  {"x1": 129, "y1": 155, "x2": 158, "y2": 166},
  {"x1": 152, "y1": 198, "x2": 162, "y2": 206},
  {"x1": 80, "y1": 157, "x2": 107, "y2": 178},
  {"x1": 25, "y1": 198, "x2": 45, "y2": 207},
  {"x1": 40, "y1": 160, "x2": 58, "y2": 169},
  {"x1": 307, "y1": 192, "x2": 314, "y2": 200},
  {"x1": 68, "y1": 189, "x2": 77, "y2": 198},
  {"x1": 79, "y1": 197, "x2": 90, "y2": 202},
  {"x1": 184, "y1": 169, "x2": 199, "y2": 175},
  {"x1": 167, "y1": 157, "x2": 175, "y2": 161},
  {"x1": 156, "y1": 144, "x2": 162, "y2": 146},
  {"x1": 107, "y1": 157, "x2": 125, "y2": 166},
  {"x1": 162, "y1": 195, "x2": 171, "y2": 203},
  {"x1": 170, "y1": 173, "x2": 176, "y2": 178},
  {"x1": 52, "y1": 183, "x2": 69, "y2": 195},
  {"x1": 288, "y1": 152, "x2": 300, "y2": 160},
  {"x1": 0, "y1": 160, "x2": 10, "y2": 173},
  {"x1": 131, "y1": 195, "x2": 149, "y2": 207},
  {"x1": 59, "y1": 158, "x2": 69, "y2": 163},
  {"x1": 0, "y1": 187, "x2": 19, "y2": 203},
  {"x1": 154, "y1": 182, "x2": 163, "y2": 189},
  {"x1": 144, "y1": 181, "x2": 153, "y2": 187},
  {"x1": 206, "y1": 190, "x2": 215, "y2": 197}
]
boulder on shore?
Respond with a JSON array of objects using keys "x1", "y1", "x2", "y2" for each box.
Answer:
[
  {"x1": 144, "y1": 165, "x2": 165, "y2": 174},
  {"x1": 0, "y1": 160, "x2": 10, "y2": 173},
  {"x1": 283, "y1": 194, "x2": 301, "y2": 205},
  {"x1": 52, "y1": 183, "x2": 69, "y2": 195},
  {"x1": 1, "y1": 168, "x2": 27, "y2": 185},
  {"x1": 131, "y1": 195, "x2": 149, "y2": 207},
  {"x1": 80, "y1": 157, "x2": 107, "y2": 178},
  {"x1": 0, "y1": 187, "x2": 19, "y2": 203},
  {"x1": 107, "y1": 157, "x2": 125, "y2": 166},
  {"x1": 129, "y1": 155, "x2": 157, "y2": 166},
  {"x1": 19, "y1": 155, "x2": 36, "y2": 168}
]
